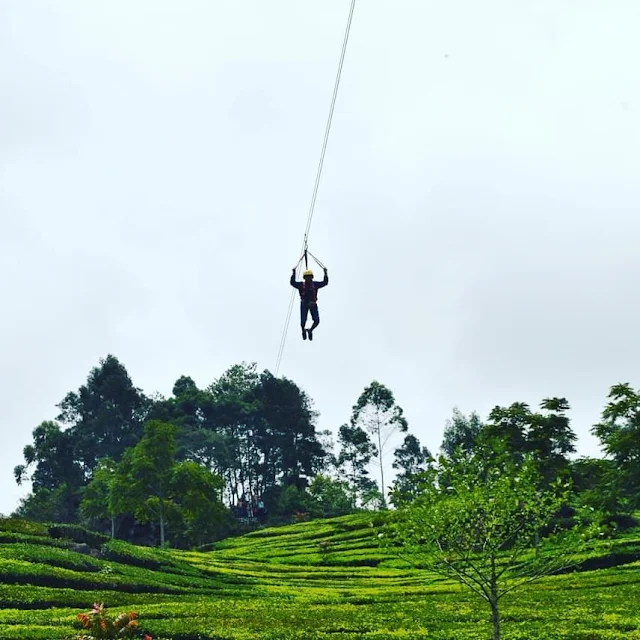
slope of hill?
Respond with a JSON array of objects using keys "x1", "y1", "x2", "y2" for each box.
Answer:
[{"x1": 0, "y1": 514, "x2": 639, "y2": 639}]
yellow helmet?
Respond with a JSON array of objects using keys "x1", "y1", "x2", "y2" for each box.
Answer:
[{"x1": 303, "y1": 269, "x2": 313, "y2": 277}]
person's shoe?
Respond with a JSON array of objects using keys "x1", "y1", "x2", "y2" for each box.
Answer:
[
  {"x1": 308, "y1": 329, "x2": 313, "y2": 341},
  {"x1": 302, "y1": 328, "x2": 307, "y2": 340}
]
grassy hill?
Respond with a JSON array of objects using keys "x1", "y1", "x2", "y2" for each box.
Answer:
[{"x1": 0, "y1": 514, "x2": 639, "y2": 639}]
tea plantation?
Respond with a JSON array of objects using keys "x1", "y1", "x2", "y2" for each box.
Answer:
[{"x1": 0, "y1": 514, "x2": 639, "y2": 640}]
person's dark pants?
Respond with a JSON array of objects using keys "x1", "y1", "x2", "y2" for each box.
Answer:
[{"x1": 301, "y1": 301, "x2": 319, "y2": 329}]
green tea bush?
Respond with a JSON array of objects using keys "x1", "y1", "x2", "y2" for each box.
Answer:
[
  {"x1": 0, "y1": 531, "x2": 70, "y2": 547},
  {"x1": 100, "y1": 540, "x2": 167, "y2": 570},
  {"x1": 0, "y1": 544, "x2": 102, "y2": 572},
  {"x1": 0, "y1": 517, "x2": 49, "y2": 537},
  {"x1": 1, "y1": 513, "x2": 639, "y2": 639},
  {"x1": 48, "y1": 524, "x2": 110, "y2": 548}
]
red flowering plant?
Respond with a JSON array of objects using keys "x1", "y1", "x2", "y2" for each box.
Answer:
[{"x1": 72, "y1": 602, "x2": 152, "y2": 640}]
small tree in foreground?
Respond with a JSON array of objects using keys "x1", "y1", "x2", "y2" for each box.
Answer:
[{"x1": 384, "y1": 442, "x2": 601, "y2": 640}]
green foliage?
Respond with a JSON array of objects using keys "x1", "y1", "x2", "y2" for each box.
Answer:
[
  {"x1": 271, "y1": 484, "x2": 316, "y2": 521},
  {"x1": 483, "y1": 398, "x2": 577, "y2": 484},
  {"x1": 0, "y1": 531, "x2": 69, "y2": 547},
  {"x1": 440, "y1": 408, "x2": 483, "y2": 458},
  {"x1": 14, "y1": 481, "x2": 81, "y2": 525},
  {"x1": 100, "y1": 540, "x2": 166, "y2": 570},
  {"x1": 255, "y1": 371, "x2": 327, "y2": 488},
  {"x1": 14, "y1": 355, "x2": 351, "y2": 541},
  {"x1": 592, "y1": 382, "x2": 640, "y2": 509},
  {"x1": 0, "y1": 514, "x2": 640, "y2": 639},
  {"x1": 111, "y1": 421, "x2": 227, "y2": 548},
  {"x1": 48, "y1": 524, "x2": 110, "y2": 548},
  {"x1": 350, "y1": 381, "x2": 408, "y2": 507},
  {"x1": 386, "y1": 443, "x2": 603, "y2": 639},
  {"x1": 337, "y1": 424, "x2": 377, "y2": 509},
  {"x1": 391, "y1": 434, "x2": 433, "y2": 502},
  {"x1": 13, "y1": 355, "x2": 149, "y2": 530},
  {"x1": 307, "y1": 475, "x2": 353, "y2": 518},
  {"x1": 0, "y1": 517, "x2": 49, "y2": 537},
  {"x1": 0, "y1": 542, "x2": 103, "y2": 573},
  {"x1": 569, "y1": 457, "x2": 633, "y2": 523},
  {"x1": 147, "y1": 361, "x2": 330, "y2": 527},
  {"x1": 13, "y1": 421, "x2": 83, "y2": 493},
  {"x1": 113, "y1": 420, "x2": 178, "y2": 547},
  {"x1": 11, "y1": 349, "x2": 640, "y2": 588},
  {"x1": 168, "y1": 461, "x2": 228, "y2": 547},
  {"x1": 80, "y1": 458, "x2": 118, "y2": 536},
  {"x1": 56, "y1": 354, "x2": 150, "y2": 471}
]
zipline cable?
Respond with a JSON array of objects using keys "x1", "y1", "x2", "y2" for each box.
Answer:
[{"x1": 274, "y1": 0, "x2": 357, "y2": 376}]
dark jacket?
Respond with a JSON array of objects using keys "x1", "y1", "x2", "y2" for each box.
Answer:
[{"x1": 290, "y1": 272, "x2": 328, "y2": 303}]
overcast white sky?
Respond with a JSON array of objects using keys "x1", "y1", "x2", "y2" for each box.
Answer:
[{"x1": 2, "y1": 0, "x2": 639, "y2": 515}]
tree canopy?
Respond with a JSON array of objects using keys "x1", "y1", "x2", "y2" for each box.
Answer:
[{"x1": 12, "y1": 354, "x2": 639, "y2": 551}]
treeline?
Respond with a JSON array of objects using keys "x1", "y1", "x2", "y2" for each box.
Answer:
[
  {"x1": 420, "y1": 391, "x2": 640, "y2": 532},
  {"x1": 12, "y1": 355, "x2": 640, "y2": 547},
  {"x1": 12, "y1": 355, "x2": 415, "y2": 546}
]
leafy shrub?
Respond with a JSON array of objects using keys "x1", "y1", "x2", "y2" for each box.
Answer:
[{"x1": 71, "y1": 602, "x2": 152, "y2": 639}]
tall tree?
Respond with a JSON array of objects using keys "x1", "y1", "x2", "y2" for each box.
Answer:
[
  {"x1": 79, "y1": 458, "x2": 118, "y2": 537},
  {"x1": 307, "y1": 474, "x2": 353, "y2": 518},
  {"x1": 208, "y1": 363, "x2": 261, "y2": 506},
  {"x1": 350, "y1": 381, "x2": 408, "y2": 507},
  {"x1": 316, "y1": 429, "x2": 339, "y2": 472},
  {"x1": 112, "y1": 421, "x2": 227, "y2": 548},
  {"x1": 337, "y1": 423, "x2": 377, "y2": 508},
  {"x1": 158, "y1": 375, "x2": 211, "y2": 433},
  {"x1": 56, "y1": 355, "x2": 150, "y2": 474},
  {"x1": 527, "y1": 397, "x2": 576, "y2": 484},
  {"x1": 592, "y1": 383, "x2": 640, "y2": 508},
  {"x1": 440, "y1": 408, "x2": 483, "y2": 458},
  {"x1": 483, "y1": 402, "x2": 531, "y2": 461},
  {"x1": 482, "y1": 399, "x2": 577, "y2": 483},
  {"x1": 13, "y1": 420, "x2": 84, "y2": 522},
  {"x1": 392, "y1": 433, "x2": 433, "y2": 501},
  {"x1": 112, "y1": 420, "x2": 178, "y2": 547},
  {"x1": 570, "y1": 456, "x2": 626, "y2": 517},
  {"x1": 151, "y1": 375, "x2": 226, "y2": 478},
  {"x1": 14, "y1": 421, "x2": 83, "y2": 491},
  {"x1": 169, "y1": 460, "x2": 227, "y2": 547},
  {"x1": 209, "y1": 362, "x2": 260, "y2": 399},
  {"x1": 255, "y1": 372, "x2": 326, "y2": 489},
  {"x1": 13, "y1": 485, "x2": 79, "y2": 523}
]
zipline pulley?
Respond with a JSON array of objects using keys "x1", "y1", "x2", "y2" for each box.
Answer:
[{"x1": 295, "y1": 247, "x2": 326, "y2": 275}]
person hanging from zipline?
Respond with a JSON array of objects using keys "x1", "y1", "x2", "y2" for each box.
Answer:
[{"x1": 290, "y1": 258, "x2": 328, "y2": 341}]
